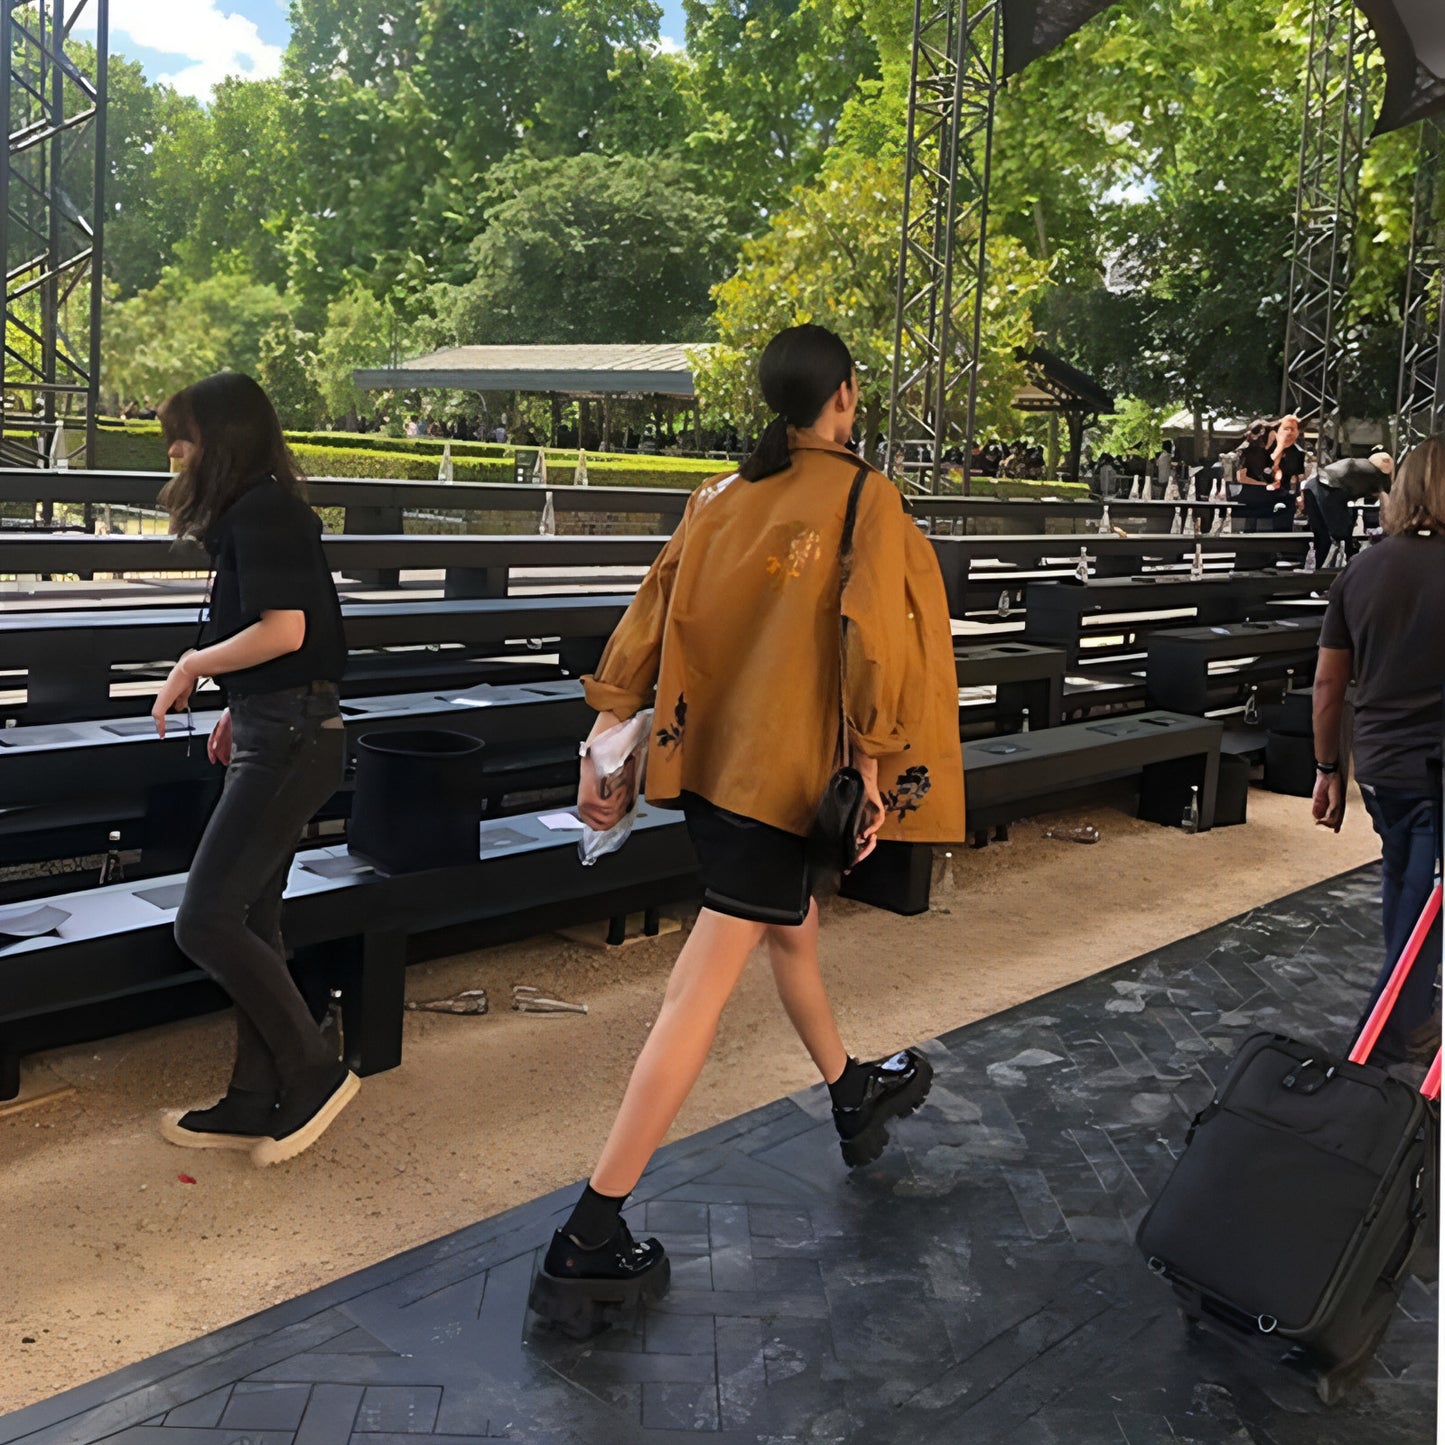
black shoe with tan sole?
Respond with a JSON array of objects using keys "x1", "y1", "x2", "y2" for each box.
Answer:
[
  {"x1": 528, "y1": 1219, "x2": 671, "y2": 1340},
  {"x1": 832, "y1": 1049, "x2": 934, "y2": 1167},
  {"x1": 251, "y1": 1065, "x2": 359, "y2": 1167},
  {"x1": 160, "y1": 1087, "x2": 275, "y2": 1150}
]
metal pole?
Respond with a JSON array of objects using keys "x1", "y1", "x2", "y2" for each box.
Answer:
[{"x1": 86, "y1": 0, "x2": 108, "y2": 468}]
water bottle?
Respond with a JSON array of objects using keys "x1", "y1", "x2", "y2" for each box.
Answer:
[
  {"x1": 1096, "y1": 505, "x2": 1112, "y2": 537},
  {"x1": 1020, "y1": 707, "x2": 1031, "y2": 734},
  {"x1": 1190, "y1": 540, "x2": 1204, "y2": 580},
  {"x1": 320, "y1": 988, "x2": 345, "y2": 1061},
  {"x1": 98, "y1": 829, "x2": 123, "y2": 885},
  {"x1": 1243, "y1": 685, "x2": 1260, "y2": 726},
  {"x1": 1169, "y1": 507, "x2": 1182, "y2": 536},
  {"x1": 1075, "y1": 547, "x2": 1090, "y2": 582},
  {"x1": 997, "y1": 589, "x2": 1011, "y2": 618},
  {"x1": 930, "y1": 849, "x2": 956, "y2": 913},
  {"x1": 1181, "y1": 786, "x2": 1200, "y2": 834}
]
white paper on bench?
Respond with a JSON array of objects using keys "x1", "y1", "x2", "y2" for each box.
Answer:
[{"x1": 537, "y1": 812, "x2": 587, "y2": 830}]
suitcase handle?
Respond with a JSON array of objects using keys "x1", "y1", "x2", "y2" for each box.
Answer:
[{"x1": 1349, "y1": 881, "x2": 1442, "y2": 1091}]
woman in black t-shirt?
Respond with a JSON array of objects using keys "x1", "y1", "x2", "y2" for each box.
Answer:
[
  {"x1": 151, "y1": 373, "x2": 355, "y2": 1166},
  {"x1": 1235, "y1": 419, "x2": 1283, "y2": 532}
]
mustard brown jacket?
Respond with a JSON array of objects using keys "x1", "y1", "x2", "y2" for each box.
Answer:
[{"x1": 583, "y1": 443, "x2": 967, "y2": 843}]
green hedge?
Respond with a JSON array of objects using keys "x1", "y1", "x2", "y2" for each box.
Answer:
[
  {"x1": 968, "y1": 477, "x2": 1090, "y2": 499},
  {"x1": 93, "y1": 420, "x2": 724, "y2": 487}
]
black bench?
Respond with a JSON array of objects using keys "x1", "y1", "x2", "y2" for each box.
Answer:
[
  {"x1": 909, "y1": 496, "x2": 1243, "y2": 535},
  {"x1": 1144, "y1": 618, "x2": 1323, "y2": 715},
  {"x1": 0, "y1": 804, "x2": 699, "y2": 1100},
  {"x1": 0, "y1": 680, "x2": 593, "y2": 874},
  {"x1": 929, "y1": 533, "x2": 1309, "y2": 617},
  {"x1": 955, "y1": 642, "x2": 1066, "y2": 731},
  {"x1": 0, "y1": 532, "x2": 667, "y2": 598},
  {"x1": 0, "y1": 469, "x2": 692, "y2": 538},
  {"x1": 0, "y1": 594, "x2": 631, "y2": 721},
  {"x1": 962, "y1": 710, "x2": 1222, "y2": 845},
  {"x1": 1021, "y1": 571, "x2": 1336, "y2": 666}
]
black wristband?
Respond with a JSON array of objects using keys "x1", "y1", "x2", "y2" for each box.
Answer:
[{"x1": 1315, "y1": 760, "x2": 1340, "y2": 775}]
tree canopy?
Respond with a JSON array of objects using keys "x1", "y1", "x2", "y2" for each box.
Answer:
[{"x1": 91, "y1": 0, "x2": 1424, "y2": 441}]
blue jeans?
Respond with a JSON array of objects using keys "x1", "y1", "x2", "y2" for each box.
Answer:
[{"x1": 1359, "y1": 785, "x2": 1441, "y2": 1063}]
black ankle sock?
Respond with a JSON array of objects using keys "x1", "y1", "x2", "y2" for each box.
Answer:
[
  {"x1": 828, "y1": 1057, "x2": 869, "y2": 1110},
  {"x1": 562, "y1": 1184, "x2": 627, "y2": 1248}
]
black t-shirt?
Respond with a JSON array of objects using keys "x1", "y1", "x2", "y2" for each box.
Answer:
[
  {"x1": 200, "y1": 479, "x2": 347, "y2": 696},
  {"x1": 1237, "y1": 443, "x2": 1279, "y2": 514},
  {"x1": 1320, "y1": 532, "x2": 1445, "y2": 791},
  {"x1": 1276, "y1": 443, "x2": 1307, "y2": 495}
]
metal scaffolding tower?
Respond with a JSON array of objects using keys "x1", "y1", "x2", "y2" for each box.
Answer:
[
  {"x1": 1279, "y1": 0, "x2": 1373, "y2": 460},
  {"x1": 1395, "y1": 116, "x2": 1444, "y2": 452},
  {"x1": 886, "y1": 0, "x2": 1003, "y2": 495},
  {"x1": 0, "y1": 0, "x2": 109, "y2": 470}
]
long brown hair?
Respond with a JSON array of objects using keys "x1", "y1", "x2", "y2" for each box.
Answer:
[
  {"x1": 158, "y1": 373, "x2": 306, "y2": 544},
  {"x1": 1383, "y1": 436, "x2": 1445, "y2": 535}
]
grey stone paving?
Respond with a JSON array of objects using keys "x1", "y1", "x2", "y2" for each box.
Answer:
[{"x1": 0, "y1": 864, "x2": 1434, "y2": 1444}]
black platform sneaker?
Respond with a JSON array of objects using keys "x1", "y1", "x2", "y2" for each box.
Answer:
[
  {"x1": 528, "y1": 1218, "x2": 671, "y2": 1340},
  {"x1": 832, "y1": 1049, "x2": 935, "y2": 1167},
  {"x1": 160, "y1": 1087, "x2": 276, "y2": 1150}
]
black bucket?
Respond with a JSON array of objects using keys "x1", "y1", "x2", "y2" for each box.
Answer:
[{"x1": 348, "y1": 729, "x2": 486, "y2": 874}]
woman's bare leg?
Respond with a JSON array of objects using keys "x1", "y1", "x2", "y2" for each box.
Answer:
[
  {"x1": 766, "y1": 901, "x2": 849, "y2": 1084},
  {"x1": 589, "y1": 908, "x2": 766, "y2": 1197}
]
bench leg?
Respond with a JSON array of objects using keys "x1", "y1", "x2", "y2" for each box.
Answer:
[
  {"x1": 0, "y1": 1040, "x2": 18, "y2": 1101},
  {"x1": 337, "y1": 931, "x2": 407, "y2": 1077},
  {"x1": 993, "y1": 824, "x2": 1010, "y2": 843},
  {"x1": 970, "y1": 828, "x2": 989, "y2": 850},
  {"x1": 643, "y1": 907, "x2": 661, "y2": 937},
  {"x1": 605, "y1": 914, "x2": 628, "y2": 947}
]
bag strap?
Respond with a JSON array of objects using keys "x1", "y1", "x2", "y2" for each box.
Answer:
[
  {"x1": 1350, "y1": 882, "x2": 1443, "y2": 1070},
  {"x1": 832, "y1": 465, "x2": 870, "y2": 767}
]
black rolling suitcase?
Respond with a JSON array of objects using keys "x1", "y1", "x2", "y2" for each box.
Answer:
[{"x1": 1137, "y1": 888, "x2": 1441, "y2": 1403}]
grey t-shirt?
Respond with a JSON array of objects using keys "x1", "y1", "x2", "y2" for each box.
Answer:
[{"x1": 1320, "y1": 532, "x2": 1445, "y2": 791}]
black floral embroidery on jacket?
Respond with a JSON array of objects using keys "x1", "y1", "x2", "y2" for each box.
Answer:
[
  {"x1": 656, "y1": 693, "x2": 687, "y2": 751},
  {"x1": 881, "y1": 765, "x2": 932, "y2": 821}
]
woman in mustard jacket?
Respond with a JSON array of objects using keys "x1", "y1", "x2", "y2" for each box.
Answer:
[{"x1": 529, "y1": 325, "x2": 966, "y2": 1336}]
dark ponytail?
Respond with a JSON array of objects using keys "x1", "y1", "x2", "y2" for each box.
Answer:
[{"x1": 738, "y1": 324, "x2": 854, "y2": 482}]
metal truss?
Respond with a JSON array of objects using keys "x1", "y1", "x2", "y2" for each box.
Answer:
[
  {"x1": 886, "y1": 0, "x2": 1002, "y2": 495},
  {"x1": 1280, "y1": 0, "x2": 1372, "y2": 460},
  {"x1": 0, "y1": 0, "x2": 108, "y2": 471},
  {"x1": 1396, "y1": 116, "x2": 1444, "y2": 452}
]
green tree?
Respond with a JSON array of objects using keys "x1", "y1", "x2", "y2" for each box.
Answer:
[
  {"x1": 681, "y1": 0, "x2": 881, "y2": 224},
  {"x1": 424, "y1": 153, "x2": 733, "y2": 346},
  {"x1": 102, "y1": 58, "x2": 210, "y2": 296},
  {"x1": 696, "y1": 151, "x2": 1049, "y2": 445},
  {"x1": 312, "y1": 283, "x2": 403, "y2": 421},
  {"x1": 257, "y1": 321, "x2": 325, "y2": 429},
  {"x1": 103, "y1": 266, "x2": 291, "y2": 405}
]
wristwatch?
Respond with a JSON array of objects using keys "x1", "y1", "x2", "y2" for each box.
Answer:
[{"x1": 1314, "y1": 760, "x2": 1340, "y2": 775}]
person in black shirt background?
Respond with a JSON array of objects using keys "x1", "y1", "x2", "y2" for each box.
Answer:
[
  {"x1": 151, "y1": 372, "x2": 355, "y2": 1166},
  {"x1": 1313, "y1": 436, "x2": 1445, "y2": 1068},
  {"x1": 1272, "y1": 412, "x2": 1308, "y2": 509},
  {"x1": 1235, "y1": 419, "x2": 1284, "y2": 531}
]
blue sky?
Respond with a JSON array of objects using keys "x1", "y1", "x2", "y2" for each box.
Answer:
[{"x1": 80, "y1": 2, "x2": 689, "y2": 99}]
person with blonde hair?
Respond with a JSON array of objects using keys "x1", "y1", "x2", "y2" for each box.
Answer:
[
  {"x1": 1313, "y1": 435, "x2": 1445, "y2": 1067},
  {"x1": 526, "y1": 323, "x2": 966, "y2": 1337}
]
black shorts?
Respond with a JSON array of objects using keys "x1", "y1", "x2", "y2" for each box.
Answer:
[{"x1": 681, "y1": 792, "x2": 813, "y2": 927}]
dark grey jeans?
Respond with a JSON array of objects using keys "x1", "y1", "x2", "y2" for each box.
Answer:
[{"x1": 174, "y1": 682, "x2": 346, "y2": 1097}]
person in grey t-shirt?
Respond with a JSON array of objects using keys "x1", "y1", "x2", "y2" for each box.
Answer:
[{"x1": 1313, "y1": 436, "x2": 1445, "y2": 1066}]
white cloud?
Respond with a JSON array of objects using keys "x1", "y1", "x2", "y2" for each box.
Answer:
[
  {"x1": 654, "y1": 34, "x2": 685, "y2": 55},
  {"x1": 81, "y1": 1, "x2": 283, "y2": 99}
]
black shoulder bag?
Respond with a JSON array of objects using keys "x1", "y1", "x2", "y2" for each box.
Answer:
[{"x1": 807, "y1": 465, "x2": 871, "y2": 895}]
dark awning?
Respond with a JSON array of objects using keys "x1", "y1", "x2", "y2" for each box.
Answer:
[
  {"x1": 1012, "y1": 346, "x2": 1115, "y2": 416},
  {"x1": 355, "y1": 344, "x2": 706, "y2": 399}
]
